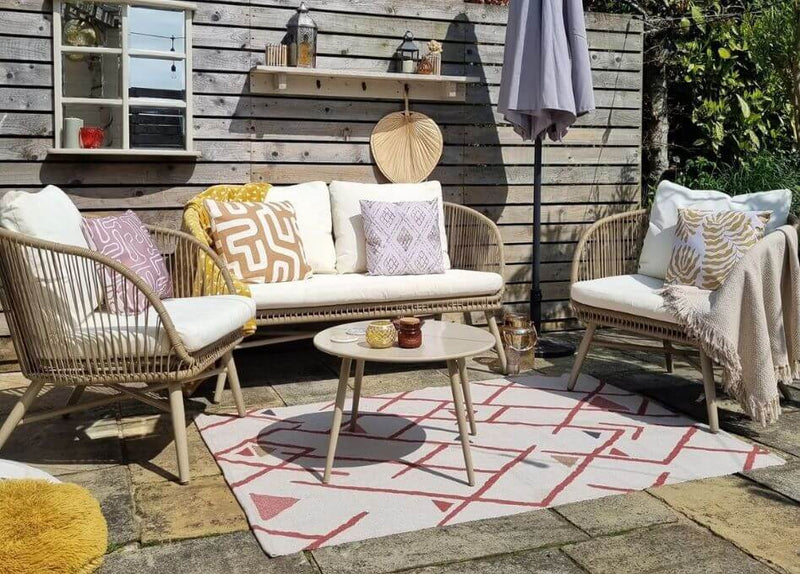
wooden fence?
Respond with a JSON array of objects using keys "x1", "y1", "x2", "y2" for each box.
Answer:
[{"x1": 0, "y1": 0, "x2": 643, "y2": 365}]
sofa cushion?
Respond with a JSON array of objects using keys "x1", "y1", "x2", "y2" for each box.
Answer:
[
  {"x1": 638, "y1": 180, "x2": 791, "y2": 279},
  {"x1": 249, "y1": 269, "x2": 503, "y2": 310},
  {"x1": 268, "y1": 181, "x2": 336, "y2": 274},
  {"x1": 571, "y1": 274, "x2": 688, "y2": 324},
  {"x1": 329, "y1": 180, "x2": 451, "y2": 273},
  {"x1": 79, "y1": 295, "x2": 255, "y2": 356}
]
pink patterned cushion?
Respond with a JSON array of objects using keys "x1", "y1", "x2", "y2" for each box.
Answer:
[{"x1": 82, "y1": 210, "x2": 172, "y2": 314}]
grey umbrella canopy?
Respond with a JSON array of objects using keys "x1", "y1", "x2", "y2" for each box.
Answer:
[{"x1": 498, "y1": 0, "x2": 595, "y2": 353}]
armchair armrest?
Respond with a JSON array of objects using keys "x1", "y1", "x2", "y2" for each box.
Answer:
[
  {"x1": 146, "y1": 225, "x2": 235, "y2": 298},
  {"x1": 444, "y1": 202, "x2": 505, "y2": 277},
  {"x1": 571, "y1": 209, "x2": 649, "y2": 284}
]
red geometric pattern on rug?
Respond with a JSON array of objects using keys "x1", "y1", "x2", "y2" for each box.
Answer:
[{"x1": 196, "y1": 373, "x2": 784, "y2": 557}]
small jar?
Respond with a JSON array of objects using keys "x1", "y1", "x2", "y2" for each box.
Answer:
[
  {"x1": 365, "y1": 320, "x2": 396, "y2": 349},
  {"x1": 395, "y1": 317, "x2": 422, "y2": 349}
]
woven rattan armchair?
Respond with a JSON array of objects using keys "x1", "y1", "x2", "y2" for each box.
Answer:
[
  {"x1": 251, "y1": 202, "x2": 508, "y2": 373},
  {"x1": 0, "y1": 225, "x2": 249, "y2": 484}
]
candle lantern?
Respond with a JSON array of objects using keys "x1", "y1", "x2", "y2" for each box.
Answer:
[
  {"x1": 396, "y1": 31, "x2": 419, "y2": 74},
  {"x1": 286, "y1": 2, "x2": 317, "y2": 68}
]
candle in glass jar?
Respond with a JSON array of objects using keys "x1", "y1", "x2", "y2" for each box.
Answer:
[{"x1": 402, "y1": 59, "x2": 415, "y2": 73}]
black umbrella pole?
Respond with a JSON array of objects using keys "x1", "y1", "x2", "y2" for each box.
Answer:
[{"x1": 530, "y1": 135, "x2": 575, "y2": 359}]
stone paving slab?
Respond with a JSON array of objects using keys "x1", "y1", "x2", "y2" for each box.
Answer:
[
  {"x1": 134, "y1": 475, "x2": 248, "y2": 544},
  {"x1": 98, "y1": 532, "x2": 316, "y2": 574},
  {"x1": 744, "y1": 461, "x2": 800, "y2": 504},
  {"x1": 553, "y1": 491, "x2": 678, "y2": 537},
  {"x1": 63, "y1": 466, "x2": 138, "y2": 549},
  {"x1": 310, "y1": 509, "x2": 587, "y2": 574},
  {"x1": 649, "y1": 476, "x2": 800, "y2": 573},
  {"x1": 404, "y1": 548, "x2": 584, "y2": 574},
  {"x1": 563, "y1": 522, "x2": 774, "y2": 574}
]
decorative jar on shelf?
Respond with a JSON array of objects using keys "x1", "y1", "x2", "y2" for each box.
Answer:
[
  {"x1": 365, "y1": 320, "x2": 396, "y2": 349},
  {"x1": 79, "y1": 126, "x2": 104, "y2": 149}
]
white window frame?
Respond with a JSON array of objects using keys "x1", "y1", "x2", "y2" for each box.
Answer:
[{"x1": 52, "y1": 0, "x2": 197, "y2": 155}]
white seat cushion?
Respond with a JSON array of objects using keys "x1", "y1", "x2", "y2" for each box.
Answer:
[
  {"x1": 638, "y1": 180, "x2": 791, "y2": 279},
  {"x1": 78, "y1": 295, "x2": 255, "y2": 356},
  {"x1": 329, "y1": 180, "x2": 451, "y2": 273},
  {"x1": 570, "y1": 274, "x2": 696, "y2": 324},
  {"x1": 249, "y1": 270, "x2": 503, "y2": 310},
  {"x1": 267, "y1": 181, "x2": 336, "y2": 274}
]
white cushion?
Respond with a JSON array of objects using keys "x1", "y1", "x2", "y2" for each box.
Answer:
[
  {"x1": 0, "y1": 185, "x2": 99, "y2": 323},
  {"x1": 0, "y1": 459, "x2": 59, "y2": 482},
  {"x1": 267, "y1": 181, "x2": 336, "y2": 274},
  {"x1": 638, "y1": 180, "x2": 792, "y2": 279},
  {"x1": 571, "y1": 274, "x2": 687, "y2": 324},
  {"x1": 78, "y1": 295, "x2": 255, "y2": 356},
  {"x1": 329, "y1": 180, "x2": 451, "y2": 273},
  {"x1": 249, "y1": 269, "x2": 503, "y2": 310}
]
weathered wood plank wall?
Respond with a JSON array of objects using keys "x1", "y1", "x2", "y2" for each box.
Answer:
[{"x1": 0, "y1": 0, "x2": 643, "y2": 340}]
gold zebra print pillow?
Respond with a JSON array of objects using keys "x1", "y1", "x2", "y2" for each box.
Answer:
[
  {"x1": 205, "y1": 199, "x2": 313, "y2": 284},
  {"x1": 664, "y1": 208, "x2": 772, "y2": 290}
]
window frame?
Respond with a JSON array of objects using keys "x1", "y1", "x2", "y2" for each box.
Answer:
[{"x1": 52, "y1": 0, "x2": 197, "y2": 155}]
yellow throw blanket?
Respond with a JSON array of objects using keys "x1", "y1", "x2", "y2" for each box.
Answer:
[{"x1": 182, "y1": 183, "x2": 271, "y2": 335}]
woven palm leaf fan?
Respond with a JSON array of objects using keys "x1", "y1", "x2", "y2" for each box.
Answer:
[{"x1": 370, "y1": 93, "x2": 443, "y2": 183}]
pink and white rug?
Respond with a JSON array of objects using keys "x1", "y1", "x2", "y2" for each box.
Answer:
[{"x1": 196, "y1": 373, "x2": 784, "y2": 556}]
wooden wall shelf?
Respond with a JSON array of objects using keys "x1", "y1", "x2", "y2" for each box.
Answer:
[
  {"x1": 47, "y1": 149, "x2": 202, "y2": 158},
  {"x1": 249, "y1": 66, "x2": 480, "y2": 102}
]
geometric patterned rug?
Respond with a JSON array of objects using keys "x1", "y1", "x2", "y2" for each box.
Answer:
[{"x1": 196, "y1": 373, "x2": 784, "y2": 556}]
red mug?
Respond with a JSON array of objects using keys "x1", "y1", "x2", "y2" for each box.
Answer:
[{"x1": 79, "y1": 126, "x2": 104, "y2": 149}]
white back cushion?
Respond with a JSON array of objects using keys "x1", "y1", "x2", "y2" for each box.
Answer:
[
  {"x1": 0, "y1": 185, "x2": 99, "y2": 322},
  {"x1": 329, "y1": 180, "x2": 451, "y2": 274},
  {"x1": 638, "y1": 180, "x2": 791, "y2": 279},
  {"x1": 268, "y1": 181, "x2": 336, "y2": 274}
]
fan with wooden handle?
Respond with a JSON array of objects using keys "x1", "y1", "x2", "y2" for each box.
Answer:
[{"x1": 370, "y1": 88, "x2": 443, "y2": 183}]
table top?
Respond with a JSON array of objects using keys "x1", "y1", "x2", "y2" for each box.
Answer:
[{"x1": 313, "y1": 320, "x2": 496, "y2": 363}]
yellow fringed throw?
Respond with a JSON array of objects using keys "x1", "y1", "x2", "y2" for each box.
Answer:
[
  {"x1": 182, "y1": 183, "x2": 271, "y2": 335},
  {"x1": 0, "y1": 480, "x2": 108, "y2": 574}
]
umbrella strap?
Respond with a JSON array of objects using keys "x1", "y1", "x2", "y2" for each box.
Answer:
[{"x1": 403, "y1": 83, "x2": 410, "y2": 116}]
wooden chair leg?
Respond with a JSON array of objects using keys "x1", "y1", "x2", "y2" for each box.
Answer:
[
  {"x1": 350, "y1": 359, "x2": 364, "y2": 431},
  {"x1": 168, "y1": 382, "x2": 190, "y2": 484},
  {"x1": 0, "y1": 380, "x2": 44, "y2": 450},
  {"x1": 485, "y1": 311, "x2": 508, "y2": 374},
  {"x1": 224, "y1": 352, "x2": 246, "y2": 417},
  {"x1": 567, "y1": 323, "x2": 596, "y2": 391},
  {"x1": 324, "y1": 358, "x2": 351, "y2": 484},
  {"x1": 213, "y1": 359, "x2": 227, "y2": 404},
  {"x1": 700, "y1": 351, "x2": 720, "y2": 433},
  {"x1": 457, "y1": 358, "x2": 477, "y2": 435},
  {"x1": 663, "y1": 340, "x2": 674, "y2": 373}
]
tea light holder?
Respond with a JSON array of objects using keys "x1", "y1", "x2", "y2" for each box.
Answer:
[
  {"x1": 502, "y1": 313, "x2": 537, "y2": 374},
  {"x1": 365, "y1": 320, "x2": 396, "y2": 349}
]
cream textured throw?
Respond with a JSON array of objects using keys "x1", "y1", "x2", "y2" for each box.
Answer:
[{"x1": 661, "y1": 226, "x2": 800, "y2": 425}]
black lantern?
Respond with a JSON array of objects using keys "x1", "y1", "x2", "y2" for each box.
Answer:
[
  {"x1": 286, "y1": 2, "x2": 317, "y2": 68},
  {"x1": 396, "y1": 31, "x2": 419, "y2": 74}
]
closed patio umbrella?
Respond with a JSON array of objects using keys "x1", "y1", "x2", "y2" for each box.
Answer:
[{"x1": 498, "y1": 0, "x2": 595, "y2": 356}]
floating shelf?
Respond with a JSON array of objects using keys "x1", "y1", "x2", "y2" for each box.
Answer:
[
  {"x1": 249, "y1": 66, "x2": 481, "y2": 102},
  {"x1": 47, "y1": 148, "x2": 202, "y2": 158}
]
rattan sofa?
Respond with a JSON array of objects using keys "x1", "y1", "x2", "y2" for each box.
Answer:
[
  {"x1": 0, "y1": 222, "x2": 252, "y2": 484},
  {"x1": 566, "y1": 208, "x2": 798, "y2": 433}
]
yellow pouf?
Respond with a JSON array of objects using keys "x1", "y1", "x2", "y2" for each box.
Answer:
[{"x1": 0, "y1": 480, "x2": 107, "y2": 574}]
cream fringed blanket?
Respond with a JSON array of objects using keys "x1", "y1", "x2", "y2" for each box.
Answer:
[{"x1": 661, "y1": 226, "x2": 800, "y2": 425}]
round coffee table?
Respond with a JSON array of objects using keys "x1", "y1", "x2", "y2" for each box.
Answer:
[{"x1": 314, "y1": 320, "x2": 497, "y2": 486}]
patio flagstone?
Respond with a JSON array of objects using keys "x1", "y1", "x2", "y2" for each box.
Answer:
[
  {"x1": 744, "y1": 461, "x2": 800, "y2": 504},
  {"x1": 649, "y1": 475, "x2": 800, "y2": 573},
  {"x1": 404, "y1": 548, "x2": 584, "y2": 574}
]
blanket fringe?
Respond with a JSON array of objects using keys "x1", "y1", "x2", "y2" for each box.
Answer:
[{"x1": 660, "y1": 286, "x2": 781, "y2": 426}]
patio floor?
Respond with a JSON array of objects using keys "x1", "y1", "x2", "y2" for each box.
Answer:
[{"x1": 1, "y1": 329, "x2": 799, "y2": 574}]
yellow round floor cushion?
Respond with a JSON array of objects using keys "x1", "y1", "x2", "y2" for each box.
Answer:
[{"x1": 0, "y1": 480, "x2": 108, "y2": 574}]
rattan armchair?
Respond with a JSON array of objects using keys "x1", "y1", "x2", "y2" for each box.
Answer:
[{"x1": 0, "y1": 225, "x2": 249, "y2": 484}]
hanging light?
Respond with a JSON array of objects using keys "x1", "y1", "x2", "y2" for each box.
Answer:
[{"x1": 169, "y1": 35, "x2": 177, "y2": 79}]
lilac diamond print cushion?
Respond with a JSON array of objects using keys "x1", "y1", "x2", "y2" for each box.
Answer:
[
  {"x1": 82, "y1": 210, "x2": 173, "y2": 314},
  {"x1": 360, "y1": 199, "x2": 445, "y2": 276}
]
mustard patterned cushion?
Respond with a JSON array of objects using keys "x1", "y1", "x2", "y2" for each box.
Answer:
[{"x1": 664, "y1": 208, "x2": 771, "y2": 290}]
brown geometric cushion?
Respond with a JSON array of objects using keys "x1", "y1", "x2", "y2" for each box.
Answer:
[
  {"x1": 204, "y1": 199, "x2": 313, "y2": 284},
  {"x1": 664, "y1": 208, "x2": 771, "y2": 290}
]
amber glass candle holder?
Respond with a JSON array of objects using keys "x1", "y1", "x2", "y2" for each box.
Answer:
[
  {"x1": 365, "y1": 320, "x2": 396, "y2": 349},
  {"x1": 395, "y1": 317, "x2": 423, "y2": 348}
]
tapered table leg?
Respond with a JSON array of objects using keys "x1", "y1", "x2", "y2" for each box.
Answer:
[
  {"x1": 350, "y1": 359, "x2": 364, "y2": 431},
  {"x1": 457, "y1": 358, "x2": 477, "y2": 435},
  {"x1": 447, "y1": 360, "x2": 475, "y2": 486},
  {"x1": 323, "y1": 357, "x2": 352, "y2": 483}
]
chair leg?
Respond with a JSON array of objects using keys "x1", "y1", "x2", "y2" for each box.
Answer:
[
  {"x1": 62, "y1": 385, "x2": 86, "y2": 419},
  {"x1": 350, "y1": 359, "x2": 364, "y2": 431},
  {"x1": 168, "y1": 382, "x2": 190, "y2": 484},
  {"x1": 213, "y1": 360, "x2": 227, "y2": 404},
  {"x1": 567, "y1": 323, "x2": 596, "y2": 391},
  {"x1": 485, "y1": 311, "x2": 508, "y2": 374},
  {"x1": 0, "y1": 380, "x2": 45, "y2": 450},
  {"x1": 700, "y1": 351, "x2": 720, "y2": 433},
  {"x1": 663, "y1": 340, "x2": 674, "y2": 373},
  {"x1": 224, "y1": 352, "x2": 246, "y2": 418}
]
